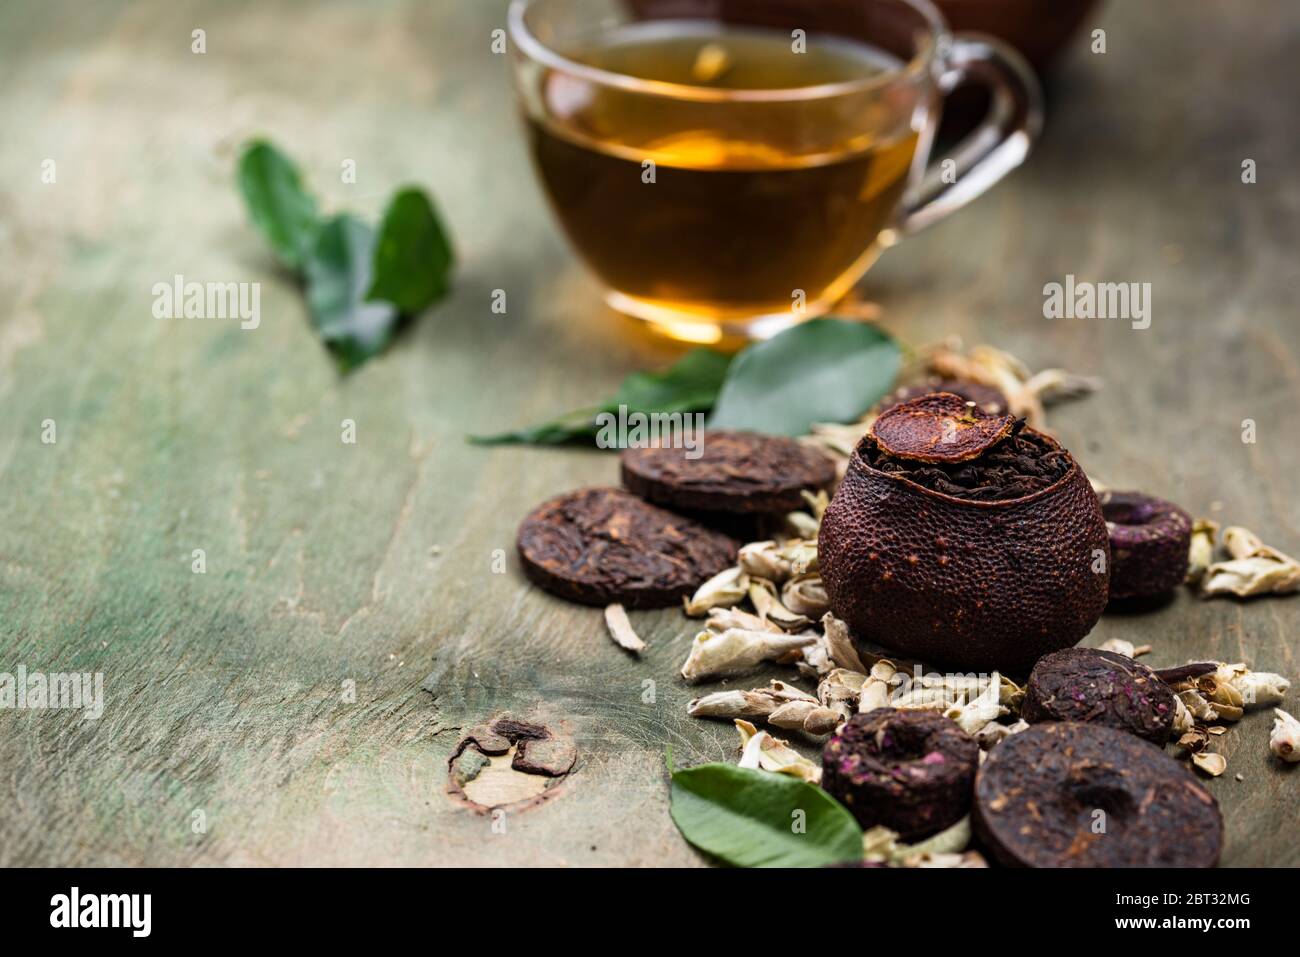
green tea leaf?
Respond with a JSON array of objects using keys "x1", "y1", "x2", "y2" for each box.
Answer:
[
  {"x1": 608, "y1": 347, "x2": 732, "y2": 414},
  {"x1": 671, "y1": 763, "x2": 863, "y2": 868},
  {"x1": 236, "y1": 139, "x2": 457, "y2": 372},
  {"x1": 472, "y1": 347, "x2": 731, "y2": 445},
  {"x1": 367, "y1": 187, "x2": 455, "y2": 313},
  {"x1": 472, "y1": 406, "x2": 605, "y2": 446},
  {"x1": 237, "y1": 140, "x2": 321, "y2": 269},
  {"x1": 708, "y1": 319, "x2": 901, "y2": 435},
  {"x1": 304, "y1": 214, "x2": 401, "y2": 372}
]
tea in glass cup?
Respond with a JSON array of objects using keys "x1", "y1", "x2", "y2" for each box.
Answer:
[{"x1": 510, "y1": 0, "x2": 1041, "y2": 343}]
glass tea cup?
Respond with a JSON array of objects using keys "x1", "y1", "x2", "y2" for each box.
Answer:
[{"x1": 509, "y1": 0, "x2": 1041, "y2": 344}]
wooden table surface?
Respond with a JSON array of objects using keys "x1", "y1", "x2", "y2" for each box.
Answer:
[{"x1": 1, "y1": 0, "x2": 1296, "y2": 866}]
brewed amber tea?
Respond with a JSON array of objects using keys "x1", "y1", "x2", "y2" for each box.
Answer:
[{"x1": 526, "y1": 22, "x2": 920, "y2": 328}]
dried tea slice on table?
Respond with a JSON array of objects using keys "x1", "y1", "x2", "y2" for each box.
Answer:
[
  {"x1": 1022, "y1": 647, "x2": 1175, "y2": 745},
  {"x1": 821, "y1": 708, "x2": 979, "y2": 841},
  {"x1": 517, "y1": 487, "x2": 737, "y2": 609},
  {"x1": 974, "y1": 723, "x2": 1222, "y2": 868},
  {"x1": 1100, "y1": 490, "x2": 1192, "y2": 600},
  {"x1": 621, "y1": 430, "x2": 834, "y2": 515}
]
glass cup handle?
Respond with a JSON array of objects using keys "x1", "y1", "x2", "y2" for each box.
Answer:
[{"x1": 898, "y1": 35, "x2": 1044, "y2": 235}]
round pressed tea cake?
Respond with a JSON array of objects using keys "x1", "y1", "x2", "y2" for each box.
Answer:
[
  {"x1": 1100, "y1": 490, "x2": 1193, "y2": 600},
  {"x1": 620, "y1": 430, "x2": 835, "y2": 515},
  {"x1": 974, "y1": 723, "x2": 1223, "y2": 868},
  {"x1": 818, "y1": 393, "x2": 1110, "y2": 673},
  {"x1": 1023, "y1": 647, "x2": 1176, "y2": 745},
  {"x1": 517, "y1": 487, "x2": 737, "y2": 608},
  {"x1": 821, "y1": 708, "x2": 979, "y2": 841}
]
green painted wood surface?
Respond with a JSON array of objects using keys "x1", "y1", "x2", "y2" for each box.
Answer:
[{"x1": 0, "y1": 0, "x2": 1295, "y2": 866}]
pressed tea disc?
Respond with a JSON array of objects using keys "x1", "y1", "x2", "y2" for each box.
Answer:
[
  {"x1": 517, "y1": 487, "x2": 737, "y2": 608},
  {"x1": 1022, "y1": 647, "x2": 1176, "y2": 745},
  {"x1": 974, "y1": 722, "x2": 1222, "y2": 868},
  {"x1": 620, "y1": 430, "x2": 834, "y2": 515},
  {"x1": 822, "y1": 708, "x2": 979, "y2": 841}
]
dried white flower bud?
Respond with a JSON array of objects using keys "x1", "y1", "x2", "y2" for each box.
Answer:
[
  {"x1": 1200, "y1": 526, "x2": 1300, "y2": 598},
  {"x1": 801, "y1": 489, "x2": 830, "y2": 522},
  {"x1": 1191, "y1": 751, "x2": 1227, "y2": 777},
  {"x1": 734, "y1": 719, "x2": 821, "y2": 783},
  {"x1": 683, "y1": 566, "x2": 748, "y2": 616},
  {"x1": 943, "y1": 676, "x2": 1008, "y2": 734},
  {"x1": 1024, "y1": 367, "x2": 1103, "y2": 405},
  {"x1": 805, "y1": 707, "x2": 843, "y2": 736},
  {"x1": 804, "y1": 420, "x2": 872, "y2": 463},
  {"x1": 1098, "y1": 637, "x2": 1137, "y2": 658},
  {"x1": 748, "y1": 578, "x2": 811, "y2": 631},
  {"x1": 765, "y1": 700, "x2": 815, "y2": 729},
  {"x1": 1185, "y1": 518, "x2": 1219, "y2": 584},
  {"x1": 925, "y1": 341, "x2": 1051, "y2": 428},
  {"x1": 1189, "y1": 663, "x2": 1291, "y2": 716},
  {"x1": 1223, "y1": 526, "x2": 1264, "y2": 559},
  {"x1": 998, "y1": 674, "x2": 1027, "y2": 710},
  {"x1": 973, "y1": 719, "x2": 1029, "y2": 749},
  {"x1": 686, "y1": 689, "x2": 758, "y2": 719},
  {"x1": 898, "y1": 815, "x2": 972, "y2": 866},
  {"x1": 1097, "y1": 638, "x2": 1150, "y2": 659},
  {"x1": 767, "y1": 700, "x2": 842, "y2": 736},
  {"x1": 818, "y1": 667, "x2": 867, "y2": 719},
  {"x1": 862, "y1": 815, "x2": 977, "y2": 867},
  {"x1": 738, "y1": 541, "x2": 790, "y2": 582},
  {"x1": 1178, "y1": 689, "x2": 1219, "y2": 723},
  {"x1": 1197, "y1": 672, "x2": 1245, "y2": 722},
  {"x1": 1224, "y1": 667, "x2": 1290, "y2": 710},
  {"x1": 780, "y1": 540, "x2": 819, "y2": 576},
  {"x1": 1099, "y1": 638, "x2": 1151, "y2": 658},
  {"x1": 1171, "y1": 694, "x2": 1197, "y2": 735},
  {"x1": 705, "y1": 606, "x2": 777, "y2": 634},
  {"x1": 782, "y1": 509, "x2": 821, "y2": 540},
  {"x1": 862, "y1": 825, "x2": 901, "y2": 861},
  {"x1": 894, "y1": 671, "x2": 1023, "y2": 712},
  {"x1": 820, "y1": 612, "x2": 867, "y2": 673},
  {"x1": 858, "y1": 659, "x2": 897, "y2": 714},
  {"x1": 687, "y1": 680, "x2": 817, "y2": 721},
  {"x1": 679, "y1": 628, "x2": 817, "y2": 683},
  {"x1": 891, "y1": 688, "x2": 949, "y2": 711},
  {"x1": 1270, "y1": 708, "x2": 1300, "y2": 763},
  {"x1": 795, "y1": 638, "x2": 834, "y2": 680},
  {"x1": 603, "y1": 603, "x2": 646, "y2": 654},
  {"x1": 782, "y1": 573, "x2": 829, "y2": 617}
]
